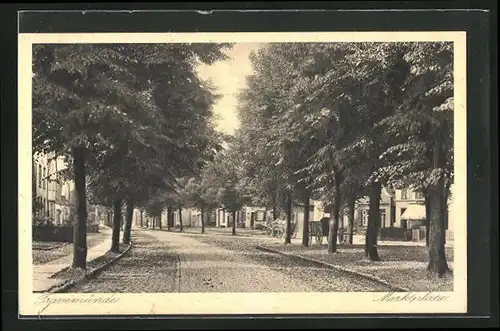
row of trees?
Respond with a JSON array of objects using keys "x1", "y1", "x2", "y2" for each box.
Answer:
[
  {"x1": 33, "y1": 43, "x2": 233, "y2": 270},
  {"x1": 135, "y1": 140, "x2": 251, "y2": 237},
  {"x1": 32, "y1": 41, "x2": 454, "y2": 278},
  {"x1": 221, "y1": 42, "x2": 453, "y2": 277}
]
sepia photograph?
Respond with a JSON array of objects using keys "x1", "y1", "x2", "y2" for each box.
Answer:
[{"x1": 18, "y1": 31, "x2": 467, "y2": 316}]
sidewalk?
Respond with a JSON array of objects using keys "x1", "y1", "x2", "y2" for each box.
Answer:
[
  {"x1": 260, "y1": 240, "x2": 454, "y2": 292},
  {"x1": 33, "y1": 226, "x2": 115, "y2": 292}
]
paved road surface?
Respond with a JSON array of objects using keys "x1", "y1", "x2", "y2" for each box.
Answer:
[{"x1": 68, "y1": 229, "x2": 391, "y2": 293}]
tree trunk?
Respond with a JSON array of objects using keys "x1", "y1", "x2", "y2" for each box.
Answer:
[
  {"x1": 390, "y1": 197, "x2": 395, "y2": 228},
  {"x1": 201, "y1": 208, "x2": 205, "y2": 233},
  {"x1": 167, "y1": 206, "x2": 172, "y2": 231},
  {"x1": 32, "y1": 157, "x2": 37, "y2": 196},
  {"x1": 232, "y1": 211, "x2": 236, "y2": 235},
  {"x1": 140, "y1": 210, "x2": 143, "y2": 227},
  {"x1": 272, "y1": 190, "x2": 278, "y2": 220},
  {"x1": 302, "y1": 194, "x2": 310, "y2": 247},
  {"x1": 424, "y1": 191, "x2": 431, "y2": 246},
  {"x1": 158, "y1": 214, "x2": 162, "y2": 230},
  {"x1": 347, "y1": 196, "x2": 356, "y2": 245},
  {"x1": 46, "y1": 166, "x2": 50, "y2": 218},
  {"x1": 443, "y1": 188, "x2": 449, "y2": 245},
  {"x1": 365, "y1": 181, "x2": 381, "y2": 261},
  {"x1": 178, "y1": 207, "x2": 183, "y2": 232},
  {"x1": 72, "y1": 146, "x2": 88, "y2": 269},
  {"x1": 427, "y1": 143, "x2": 451, "y2": 276},
  {"x1": 123, "y1": 199, "x2": 133, "y2": 245},
  {"x1": 285, "y1": 191, "x2": 293, "y2": 245},
  {"x1": 327, "y1": 183, "x2": 341, "y2": 254},
  {"x1": 32, "y1": 158, "x2": 38, "y2": 216},
  {"x1": 107, "y1": 210, "x2": 111, "y2": 227},
  {"x1": 111, "y1": 199, "x2": 122, "y2": 253}
]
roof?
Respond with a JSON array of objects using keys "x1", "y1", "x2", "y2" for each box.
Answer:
[{"x1": 401, "y1": 204, "x2": 426, "y2": 220}]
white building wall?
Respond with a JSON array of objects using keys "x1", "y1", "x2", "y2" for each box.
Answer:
[{"x1": 33, "y1": 152, "x2": 74, "y2": 224}]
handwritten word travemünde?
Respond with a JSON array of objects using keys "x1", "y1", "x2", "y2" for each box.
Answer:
[{"x1": 374, "y1": 292, "x2": 450, "y2": 303}]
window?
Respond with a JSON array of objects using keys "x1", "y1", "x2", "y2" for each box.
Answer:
[
  {"x1": 38, "y1": 165, "x2": 42, "y2": 188},
  {"x1": 42, "y1": 167, "x2": 46, "y2": 189},
  {"x1": 401, "y1": 189, "x2": 408, "y2": 200},
  {"x1": 400, "y1": 207, "x2": 407, "y2": 216},
  {"x1": 380, "y1": 209, "x2": 387, "y2": 227},
  {"x1": 256, "y1": 211, "x2": 264, "y2": 221},
  {"x1": 361, "y1": 210, "x2": 368, "y2": 227},
  {"x1": 362, "y1": 209, "x2": 387, "y2": 227}
]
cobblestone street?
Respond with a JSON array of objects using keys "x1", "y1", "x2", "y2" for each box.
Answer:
[{"x1": 68, "y1": 229, "x2": 391, "y2": 293}]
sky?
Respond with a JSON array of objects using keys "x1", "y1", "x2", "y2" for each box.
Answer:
[{"x1": 196, "y1": 43, "x2": 262, "y2": 135}]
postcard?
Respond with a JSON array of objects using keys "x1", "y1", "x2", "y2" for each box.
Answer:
[{"x1": 19, "y1": 30, "x2": 467, "y2": 316}]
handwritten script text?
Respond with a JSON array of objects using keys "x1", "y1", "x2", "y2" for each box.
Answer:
[{"x1": 374, "y1": 292, "x2": 450, "y2": 303}]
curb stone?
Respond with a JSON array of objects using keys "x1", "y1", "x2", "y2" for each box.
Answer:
[
  {"x1": 47, "y1": 242, "x2": 133, "y2": 293},
  {"x1": 45, "y1": 240, "x2": 110, "y2": 277},
  {"x1": 255, "y1": 245, "x2": 410, "y2": 292}
]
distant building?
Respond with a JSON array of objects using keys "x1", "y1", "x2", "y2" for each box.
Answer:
[
  {"x1": 393, "y1": 187, "x2": 425, "y2": 229},
  {"x1": 242, "y1": 206, "x2": 267, "y2": 228},
  {"x1": 214, "y1": 208, "x2": 245, "y2": 228},
  {"x1": 33, "y1": 152, "x2": 71, "y2": 224},
  {"x1": 132, "y1": 209, "x2": 143, "y2": 228},
  {"x1": 293, "y1": 199, "x2": 330, "y2": 239},
  {"x1": 33, "y1": 151, "x2": 99, "y2": 228},
  {"x1": 173, "y1": 208, "x2": 201, "y2": 227},
  {"x1": 289, "y1": 184, "x2": 456, "y2": 242},
  {"x1": 349, "y1": 187, "x2": 394, "y2": 233}
]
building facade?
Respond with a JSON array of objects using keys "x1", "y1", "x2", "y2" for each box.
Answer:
[
  {"x1": 349, "y1": 187, "x2": 395, "y2": 233},
  {"x1": 292, "y1": 199, "x2": 330, "y2": 239},
  {"x1": 289, "y1": 185, "x2": 456, "y2": 241},
  {"x1": 394, "y1": 188, "x2": 426, "y2": 229},
  {"x1": 33, "y1": 152, "x2": 72, "y2": 224},
  {"x1": 172, "y1": 208, "x2": 201, "y2": 228},
  {"x1": 242, "y1": 206, "x2": 267, "y2": 228},
  {"x1": 33, "y1": 151, "x2": 99, "y2": 228},
  {"x1": 214, "y1": 208, "x2": 245, "y2": 228}
]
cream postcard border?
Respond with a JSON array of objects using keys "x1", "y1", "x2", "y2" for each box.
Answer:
[{"x1": 18, "y1": 31, "x2": 467, "y2": 316}]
